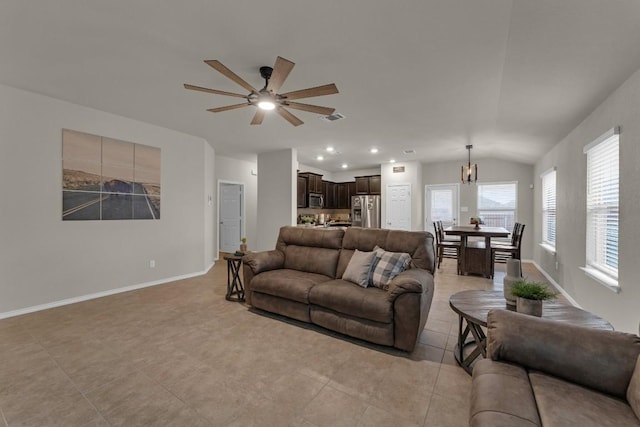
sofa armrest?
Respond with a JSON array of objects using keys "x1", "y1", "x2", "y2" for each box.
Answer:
[
  {"x1": 487, "y1": 309, "x2": 640, "y2": 399},
  {"x1": 386, "y1": 268, "x2": 431, "y2": 301},
  {"x1": 242, "y1": 250, "x2": 285, "y2": 274}
]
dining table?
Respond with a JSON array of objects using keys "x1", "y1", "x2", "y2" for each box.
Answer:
[{"x1": 444, "y1": 225, "x2": 510, "y2": 278}]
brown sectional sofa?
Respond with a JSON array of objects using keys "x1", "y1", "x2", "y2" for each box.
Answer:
[
  {"x1": 470, "y1": 309, "x2": 640, "y2": 427},
  {"x1": 242, "y1": 226, "x2": 436, "y2": 352}
]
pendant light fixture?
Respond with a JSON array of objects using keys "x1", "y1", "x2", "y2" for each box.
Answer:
[{"x1": 461, "y1": 144, "x2": 477, "y2": 184}]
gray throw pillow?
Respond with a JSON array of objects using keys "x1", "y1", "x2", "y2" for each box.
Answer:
[
  {"x1": 369, "y1": 246, "x2": 411, "y2": 289},
  {"x1": 628, "y1": 355, "x2": 640, "y2": 419},
  {"x1": 342, "y1": 249, "x2": 377, "y2": 288}
]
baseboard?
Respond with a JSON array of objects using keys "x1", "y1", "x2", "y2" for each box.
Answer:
[
  {"x1": 0, "y1": 261, "x2": 217, "y2": 320},
  {"x1": 529, "y1": 260, "x2": 581, "y2": 308}
]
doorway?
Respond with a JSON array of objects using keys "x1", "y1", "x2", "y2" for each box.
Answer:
[
  {"x1": 425, "y1": 184, "x2": 459, "y2": 233},
  {"x1": 385, "y1": 183, "x2": 411, "y2": 230},
  {"x1": 218, "y1": 182, "x2": 244, "y2": 254}
]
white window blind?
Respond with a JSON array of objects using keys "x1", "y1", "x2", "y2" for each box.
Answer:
[
  {"x1": 541, "y1": 169, "x2": 556, "y2": 248},
  {"x1": 584, "y1": 128, "x2": 619, "y2": 284},
  {"x1": 431, "y1": 189, "x2": 453, "y2": 223},
  {"x1": 477, "y1": 182, "x2": 517, "y2": 230}
]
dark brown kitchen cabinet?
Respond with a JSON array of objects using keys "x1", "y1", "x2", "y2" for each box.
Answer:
[
  {"x1": 336, "y1": 183, "x2": 349, "y2": 209},
  {"x1": 355, "y1": 175, "x2": 381, "y2": 195},
  {"x1": 302, "y1": 173, "x2": 323, "y2": 194},
  {"x1": 355, "y1": 177, "x2": 369, "y2": 194},
  {"x1": 323, "y1": 181, "x2": 336, "y2": 209},
  {"x1": 369, "y1": 175, "x2": 381, "y2": 195},
  {"x1": 297, "y1": 176, "x2": 307, "y2": 208},
  {"x1": 348, "y1": 182, "x2": 356, "y2": 208}
]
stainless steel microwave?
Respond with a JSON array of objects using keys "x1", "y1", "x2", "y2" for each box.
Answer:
[{"x1": 309, "y1": 193, "x2": 324, "y2": 209}]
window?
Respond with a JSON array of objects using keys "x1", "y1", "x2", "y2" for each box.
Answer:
[
  {"x1": 477, "y1": 182, "x2": 517, "y2": 230},
  {"x1": 541, "y1": 168, "x2": 557, "y2": 249},
  {"x1": 583, "y1": 127, "x2": 619, "y2": 289}
]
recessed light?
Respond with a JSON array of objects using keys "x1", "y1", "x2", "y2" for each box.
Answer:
[
  {"x1": 390, "y1": 159, "x2": 396, "y2": 163},
  {"x1": 370, "y1": 148, "x2": 379, "y2": 154},
  {"x1": 341, "y1": 163, "x2": 348, "y2": 169},
  {"x1": 326, "y1": 146, "x2": 335, "y2": 153},
  {"x1": 316, "y1": 155, "x2": 324, "y2": 161}
]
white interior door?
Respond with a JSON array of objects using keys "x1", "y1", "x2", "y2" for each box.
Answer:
[
  {"x1": 219, "y1": 183, "x2": 243, "y2": 253},
  {"x1": 386, "y1": 184, "x2": 411, "y2": 230},
  {"x1": 425, "y1": 184, "x2": 459, "y2": 232}
]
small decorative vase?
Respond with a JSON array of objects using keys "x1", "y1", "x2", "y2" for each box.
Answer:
[
  {"x1": 516, "y1": 297, "x2": 542, "y2": 317},
  {"x1": 503, "y1": 259, "x2": 522, "y2": 307},
  {"x1": 239, "y1": 243, "x2": 247, "y2": 253}
]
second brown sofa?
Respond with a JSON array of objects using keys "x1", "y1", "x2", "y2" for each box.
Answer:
[{"x1": 242, "y1": 226, "x2": 436, "y2": 352}]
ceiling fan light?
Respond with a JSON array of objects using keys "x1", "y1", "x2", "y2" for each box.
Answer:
[{"x1": 258, "y1": 100, "x2": 276, "y2": 110}]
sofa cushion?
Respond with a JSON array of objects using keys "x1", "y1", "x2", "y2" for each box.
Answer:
[
  {"x1": 308, "y1": 279, "x2": 393, "y2": 323},
  {"x1": 341, "y1": 249, "x2": 376, "y2": 287},
  {"x1": 470, "y1": 359, "x2": 541, "y2": 427},
  {"x1": 628, "y1": 355, "x2": 640, "y2": 419},
  {"x1": 284, "y1": 245, "x2": 341, "y2": 278},
  {"x1": 529, "y1": 370, "x2": 640, "y2": 427},
  {"x1": 250, "y1": 269, "x2": 331, "y2": 304},
  {"x1": 336, "y1": 227, "x2": 435, "y2": 277},
  {"x1": 369, "y1": 246, "x2": 411, "y2": 289}
]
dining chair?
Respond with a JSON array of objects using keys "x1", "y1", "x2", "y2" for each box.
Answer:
[
  {"x1": 433, "y1": 221, "x2": 461, "y2": 274},
  {"x1": 436, "y1": 220, "x2": 460, "y2": 242},
  {"x1": 490, "y1": 223, "x2": 525, "y2": 278}
]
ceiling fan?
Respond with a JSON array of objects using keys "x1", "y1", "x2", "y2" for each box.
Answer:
[{"x1": 184, "y1": 56, "x2": 339, "y2": 127}]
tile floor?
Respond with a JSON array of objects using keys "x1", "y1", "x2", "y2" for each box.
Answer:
[{"x1": 0, "y1": 258, "x2": 552, "y2": 426}]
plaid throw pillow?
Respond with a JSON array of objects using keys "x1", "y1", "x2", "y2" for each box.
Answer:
[{"x1": 369, "y1": 246, "x2": 411, "y2": 289}]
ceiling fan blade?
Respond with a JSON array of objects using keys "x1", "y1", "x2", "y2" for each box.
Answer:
[
  {"x1": 205, "y1": 60, "x2": 258, "y2": 93},
  {"x1": 284, "y1": 102, "x2": 335, "y2": 115},
  {"x1": 207, "y1": 103, "x2": 250, "y2": 113},
  {"x1": 184, "y1": 84, "x2": 247, "y2": 98},
  {"x1": 277, "y1": 107, "x2": 304, "y2": 127},
  {"x1": 280, "y1": 83, "x2": 339, "y2": 100},
  {"x1": 267, "y1": 56, "x2": 295, "y2": 93},
  {"x1": 250, "y1": 109, "x2": 265, "y2": 125}
]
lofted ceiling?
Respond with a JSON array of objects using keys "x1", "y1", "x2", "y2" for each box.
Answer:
[{"x1": 1, "y1": 1, "x2": 640, "y2": 172}]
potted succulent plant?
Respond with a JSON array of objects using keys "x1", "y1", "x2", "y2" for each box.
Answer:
[
  {"x1": 510, "y1": 280, "x2": 557, "y2": 317},
  {"x1": 239, "y1": 237, "x2": 248, "y2": 253}
]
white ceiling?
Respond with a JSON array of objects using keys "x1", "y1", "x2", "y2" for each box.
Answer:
[{"x1": 2, "y1": 1, "x2": 640, "y2": 172}]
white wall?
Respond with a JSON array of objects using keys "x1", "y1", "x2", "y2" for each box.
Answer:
[
  {"x1": 534, "y1": 67, "x2": 640, "y2": 333},
  {"x1": 332, "y1": 167, "x2": 381, "y2": 183},
  {"x1": 422, "y1": 158, "x2": 535, "y2": 259},
  {"x1": 256, "y1": 149, "x2": 297, "y2": 251},
  {"x1": 0, "y1": 84, "x2": 214, "y2": 316},
  {"x1": 381, "y1": 161, "x2": 423, "y2": 231},
  {"x1": 214, "y1": 156, "x2": 258, "y2": 255}
]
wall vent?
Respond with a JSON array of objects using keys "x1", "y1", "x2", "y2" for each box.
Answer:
[{"x1": 320, "y1": 113, "x2": 346, "y2": 122}]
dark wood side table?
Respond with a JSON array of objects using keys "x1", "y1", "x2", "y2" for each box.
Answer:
[
  {"x1": 449, "y1": 290, "x2": 613, "y2": 374},
  {"x1": 224, "y1": 255, "x2": 245, "y2": 302}
]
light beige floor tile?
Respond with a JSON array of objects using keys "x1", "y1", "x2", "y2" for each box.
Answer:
[
  {"x1": 357, "y1": 404, "x2": 422, "y2": 427},
  {"x1": 418, "y1": 329, "x2": 448, "y2": 349},
  {"x1": 302, "y1": 386, "x2": 369, "y2": 427},
  {"x1": 432, "y1": 365, "x2": 472, "y2": 405},
  {"x1": 423, "y1": 393, "x2": 470, "y2": 427}
]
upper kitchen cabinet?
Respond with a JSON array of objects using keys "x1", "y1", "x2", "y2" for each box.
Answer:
[
  {"x1": 323, "y1": 181, "x2": 337, "y2": 209},
  {"x1": 297, "y1": 175, "x2": 307, "y2": 208},
  {"x1": 369, "y1": 175, "x2": 381, "y2": 195},
  {"x1": 355, "y1": 175, "x2": 381, "y2": 195},
  {"x1": 299, "y1": 172, "x2": 323, "y2": 194}
]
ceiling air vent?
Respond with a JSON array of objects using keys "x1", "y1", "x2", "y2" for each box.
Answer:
[
  {"x1": 402, "y1": 149, "x2": 416, "y2": 155},
  {"x1": 320, "y1": 113, "x2": 346, "y2": 122}
]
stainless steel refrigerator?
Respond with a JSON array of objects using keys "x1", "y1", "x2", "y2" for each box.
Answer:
[{"x1": 351, "y1": 195, "x2": 381, "y2": 228}]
